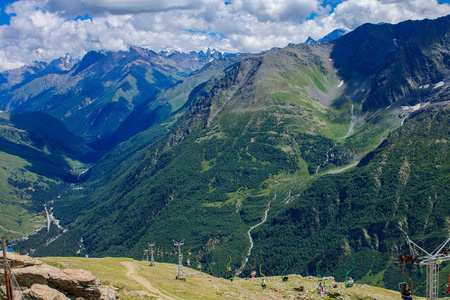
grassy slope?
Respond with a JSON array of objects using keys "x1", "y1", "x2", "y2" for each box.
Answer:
[
  {"x1": 0, "y1": 151, "x2": 48, "y2": 240},
  {"x1": 41, "y1": 256, "x2": 408, "y2": 300},
  {"x1": 0, "y1": 111, "x2": 91, "y2": 240}
]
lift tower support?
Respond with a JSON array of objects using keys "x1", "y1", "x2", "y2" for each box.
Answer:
[
  {"x1": 404, "y1": 236, "x2": 450, "y2": 300},
  {"x1": 173, "y1": 239, "x2": 185, "y2": 281}
]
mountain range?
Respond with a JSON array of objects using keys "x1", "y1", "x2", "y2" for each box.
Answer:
[{"x1": 1, "y1": 15, "x2": 450, "y2": 297}]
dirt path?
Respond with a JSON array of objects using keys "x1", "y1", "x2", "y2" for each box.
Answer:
[
  {"x1": 120, "y1": 261, "x2": 179, "y2": 300},
  {"x1": 0, "y1": 225, "x2": 25, "y2": 235}
]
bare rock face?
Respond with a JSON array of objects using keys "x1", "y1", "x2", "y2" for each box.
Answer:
[
  {"x1": 23, "y1": 284, "x2": 70, "y2": 300},
  {"x1": 0, "y1": 254, "x2": 118, "y2": 300},
  {"x1": 0, "y1": 252, "x2": 43, "y2": 268},
  {"x1": 62, "y1": 269, "x2": 101, "y2": 287}
]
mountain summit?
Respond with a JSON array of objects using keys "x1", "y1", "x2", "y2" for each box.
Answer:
[{"x1": 304, "y1": 28, "x2": 349, "y2": 45}]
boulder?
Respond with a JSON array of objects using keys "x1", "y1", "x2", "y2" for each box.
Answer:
[
  {"x1": 11, "y1": 265, "x2": 116, "y2": 299},
  {"x1": 0, "y1": 252, "x2": 43, "y2": 268},
  {"x1": 0, "y1": 254, "x2": 118, "y2": 300},
  {"x1": 62, "y1": 269, "x2": 100, "y2": 287},
  {"x1": 23, "y1": 284, "x2": 70, "y2": 300}
]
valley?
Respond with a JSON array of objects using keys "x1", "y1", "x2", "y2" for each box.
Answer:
[{"x1": 1, "y1": 14, "x2": 450, "y2": 299}]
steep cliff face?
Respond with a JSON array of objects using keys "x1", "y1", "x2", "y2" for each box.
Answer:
[{"x1": 331, "y1": 15, "x2": 450, "y2": 111}]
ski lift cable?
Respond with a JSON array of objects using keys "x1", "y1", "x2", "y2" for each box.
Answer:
[
  {"x1": 407, "y1": 236, "x2": 431, "y2": 256},
  {"x1": 431, "y1": 237, "x2": 450, "y2": 256},
  {"x1": 316, "y1": 261, "x2": 326, "y2": 287}
]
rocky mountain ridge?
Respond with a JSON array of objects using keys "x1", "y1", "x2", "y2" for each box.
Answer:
[
  {"x1": 304, "y1": 28, "x2": 350, "y2": 45},
  {"x1": 0, "y1": 47, "x2": 230, "y2": 139}
]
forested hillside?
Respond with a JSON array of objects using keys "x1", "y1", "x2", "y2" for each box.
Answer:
[{"x1": 251, "y1": 105, "x2": 450, "y2": 295}]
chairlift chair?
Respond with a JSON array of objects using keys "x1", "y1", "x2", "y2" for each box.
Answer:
[
  {"x1": 281, "y1": 260, "x2": 289, "y2": 282},
  {"x1": 345, "y1": 257, "x2": 355, "y2": 288},
  {"x1": 447, "y1": 274, "x2": 450, "y2": 294},
  {"x1": 251, "y1": 258, "x2": 257, "y2": 277}
]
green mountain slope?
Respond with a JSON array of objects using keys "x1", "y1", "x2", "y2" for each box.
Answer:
[
  {"x1": 89, "y1": 54, "x2": 253, "y2": 151},
  {"x1": 250, "y1": 105, "x2": 450, "y2": 295},
  {"x1": 34, "y1": 42, "x2": 354, "y2": 259},
  {"x1": 0, "y1": 111, "x2": 91, "y2": 241}
]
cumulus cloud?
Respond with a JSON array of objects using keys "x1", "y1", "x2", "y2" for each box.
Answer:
[
  {"x1": 326, "y1": 0, "x2": 450, "y2": 29},
  {"x1": 0, "y1": 0, "x2": 449, "y2": 71},
  {"x1": 47, "y1": 0, "x2": 203, "y2": 16}
]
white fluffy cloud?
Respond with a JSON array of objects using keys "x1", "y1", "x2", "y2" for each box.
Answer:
[{"x1": 0, "y1": 0, "x2": 449, "y2": 71}]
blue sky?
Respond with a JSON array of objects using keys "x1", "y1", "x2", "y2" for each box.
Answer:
[
  {"x1": 0, "y1": 0, "x2": 15, "y2": 25},
  {"x1": 0, "y1": 0, "x2": 450, "y2": 71}
]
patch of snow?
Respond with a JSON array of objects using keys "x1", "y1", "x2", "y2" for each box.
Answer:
[
  {"x1": 411, "y1": 103, "x2": 421, "y2": 111},
  {"x1": 424, "y1": 84, "x2": 430, "y2": 89},
  {"x1": 402, "y1": 103, "x2": 422, "y2": 111},
  {"x1": 434, "y1": 81, "x2": 445, "y2": 89},
  {"x1": 338, "y1": 80, "x2": 344, "y2": 88}
]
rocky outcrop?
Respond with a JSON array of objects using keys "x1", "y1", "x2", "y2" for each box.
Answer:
[
  {"x1": 0, "y1": 253, "x2": 118, "y2": 300},
  {"x1": 0, "y1": 252, "x2": 43, "y2": 268},
  {"x1": 23, "y1": 284, "x2": 70, "y2": 300}
]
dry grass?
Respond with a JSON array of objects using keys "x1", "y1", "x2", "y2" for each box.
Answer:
[{"x1": 42, "y1": 257, "x2": 427, "y2": 300}]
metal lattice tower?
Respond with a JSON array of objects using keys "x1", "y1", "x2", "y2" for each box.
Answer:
[
  {"x1": 405, "y1": 236, "x2": 450, "y2": 300},
  {"x1": 143, "y1": 249, "x2": 150, "y2": 261},
  {"x1": 148, "y1": 243, "x2": 156, "y2": 266},
  {"x1": 173, "y1": 239, "x2": 186, "y2": 281}
]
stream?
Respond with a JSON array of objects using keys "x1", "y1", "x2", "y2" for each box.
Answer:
[{"x1": 316, "y1": 102, "x2": 356, "y2": 174}]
